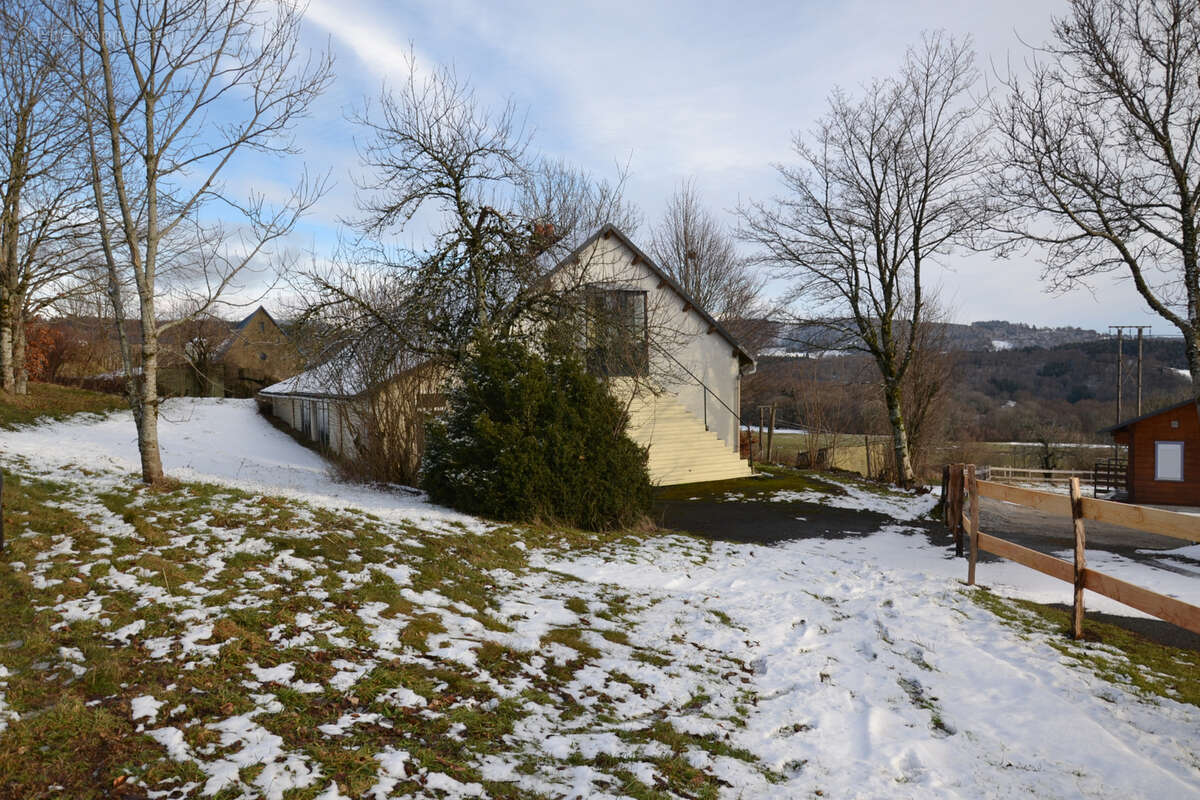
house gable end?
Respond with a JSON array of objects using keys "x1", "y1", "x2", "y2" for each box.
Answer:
[{"x1": 549, "y1": 225, "x2": 755, "y2": 369}]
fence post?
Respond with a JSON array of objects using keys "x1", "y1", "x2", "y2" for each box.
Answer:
[
  {"x1": 949, "y1": 463, "x2": 964, "y2": 557},
  {"x1": 1070, "y1": 477, "x2": 1087, "y2": 639},
  {"x1": 766, "y1": 404, "x2": 776, "y2": 463},
  {"x1": 967, "y1": 465, "x2": 979, "y2": 585},
  {"x1": 940, "y1": 464, "x2": 950, "y2": 526}
]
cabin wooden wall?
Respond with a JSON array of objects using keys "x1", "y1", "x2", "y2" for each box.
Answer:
[{"x1": 1126, "y1": 402, "x2": 1200, "y2": 506}]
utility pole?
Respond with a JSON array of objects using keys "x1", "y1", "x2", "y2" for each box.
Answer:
[
  {"x1": 1137, "y1": 327, "x2": 1145, "y2": 415},
  {"x1": 1109, "y1": 325, "x2": 1152, "y2": 424},
  {"x1": 1114, "y1": 327, "x2": 1123, "y2": 424}
]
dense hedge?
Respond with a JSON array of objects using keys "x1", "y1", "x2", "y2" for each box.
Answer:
[{"x1": 422, "y1": 338, "x2": 652, "y2": 530}]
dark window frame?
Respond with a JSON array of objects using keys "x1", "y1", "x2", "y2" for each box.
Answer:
[{"x1": 584, "y1": 288, "x2": 649, "y2": 377}]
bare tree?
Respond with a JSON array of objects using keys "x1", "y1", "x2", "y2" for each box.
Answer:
[
  {"x1": 58, "y1": 0, "x2": 332, "y2": 483},
  {"x1": 0, "y1": 2, "x2": 97, "y2": 394},
  {"x1": 897, "y1": 298, "x2": 956, "y2": 477},
  {"x1": 300, "y1": 54, "x2": 642, "y2": 367},
  {"x1": 648, "y1": 179, "x2": 763, "y2": 321},
  {"x1": 990, "y1": 0, "x2": 1200, "y2": 384},
  {"x1": 741, "y1": 32, "x2": 986, "y2": 486}
]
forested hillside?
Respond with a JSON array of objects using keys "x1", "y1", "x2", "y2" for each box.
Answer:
[{"x1": 745, "y1": 332, "x2": 1194, "y2": 444}]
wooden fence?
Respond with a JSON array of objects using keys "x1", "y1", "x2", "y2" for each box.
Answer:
[
  {"x1": 982, "y1": 466, "x2": 1094, "y2": 485},
  {"x1": 944, "y1": 463, "x2": 1200, "y2": 638}
]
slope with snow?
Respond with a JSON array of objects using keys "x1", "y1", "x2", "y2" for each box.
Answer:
[{"x1": 1, "y1": 400, "x2": 1198, "y2": 798}]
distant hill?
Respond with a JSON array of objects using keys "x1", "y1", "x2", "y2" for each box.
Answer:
[
  {"x1": 759, "y1": 318, "x2": 1109, "y2": 354},
  {"x1": 744, "y1": 321, "x2": 1194, "y2": 444}
]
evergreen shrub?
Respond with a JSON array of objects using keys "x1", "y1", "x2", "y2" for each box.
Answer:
[{"x1": 422, "y1": 338, "x2": 652, "y2": 530}]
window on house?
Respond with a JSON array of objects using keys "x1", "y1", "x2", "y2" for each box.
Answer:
[
  {"x1": 585, "y1": 289, "x2": 648, "y2": 377},
  {"x1": 259, "y1": 352, "x2": 268, "y2": 361},
  {"x1": 299, "y1": 400, "x2": 311, "y2": 439},
  {"x1": 314, "y1": 402, "x2": 330, "y2": 448},
  {"x1": 259, "y1": 321, "x2": 265, "y2": 333},
  {"x1": 1155, "y1": 441, "x2": 1184, "y2": 481}
]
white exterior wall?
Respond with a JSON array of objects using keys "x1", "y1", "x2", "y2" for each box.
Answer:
[
  {"x1": 268, "y1": 394, "x2": 360, "y2": 458},
  {"x1": 564, "y1": 235, "x2": 745, "y2": 453}
]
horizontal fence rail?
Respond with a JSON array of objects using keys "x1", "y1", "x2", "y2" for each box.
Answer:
[
  {"x1": 984, "y1": 466, "x2": 1097, "y2": 485},
  {"x1": 944, "y1": 463, "x2": 1200, "y2": 638}
]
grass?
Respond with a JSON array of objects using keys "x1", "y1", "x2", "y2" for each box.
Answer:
[
  {"x1": 654, "y1": 464, "x2": 847, "y2": 502},
  {"x1": 0, "y1": 462, "x2": 772, "y2": 799},
  {"x1": 971, "y1": 587, "x2": 1200, "y2": 707},
  {"x1": 654, "y1": 463, "x2": 914, "y2": 507},
  {"x1": 0, "y1": 382, "x2": 124, "y2": 430}
]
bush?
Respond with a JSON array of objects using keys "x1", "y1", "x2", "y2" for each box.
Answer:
[{"x1": 422, "y1": 338, "x2": 652, "y2": 530}]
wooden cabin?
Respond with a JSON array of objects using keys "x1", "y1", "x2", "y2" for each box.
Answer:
[{"x1": 1102, "y1": 397, "x2": 1200, "y2": 506}]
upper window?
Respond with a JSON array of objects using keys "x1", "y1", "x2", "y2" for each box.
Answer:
[
  {"x1": 1155, "y1": 441, "x2": 1184, "y2": 482},
  {"x1": 585, "y1": 289, "x2": 648, "y2": 377},
  {"x1": 259, "y1": 320, "x2": 266, "y2": 333},
  {"x1": 259, "y1": 352, "x2": 268, "y2": 361}
]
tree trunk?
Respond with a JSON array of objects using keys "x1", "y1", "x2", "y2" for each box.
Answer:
[
  {"x1": 136, "y1": 312, "x2": 165, "y2": 485},
  {"x1": 883, "y1": 380, "x2": 916, "y2": 487},
  {"x1": 1186, "y1": 325, "x2": 1200, "y2": 389},
  {"x1": 0, "y1": 304, "x2": 11, "y2": 393},
  {"x1": 12, "y1": 313, "x2": 26, "y2": 394}
]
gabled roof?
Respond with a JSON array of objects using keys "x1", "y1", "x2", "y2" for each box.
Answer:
[
  {"x1": 259, "y1": 356, "x2": 364, "y2": 400},
  {"x1": 214, "y1": 306, "x2": 285, "y2": 360},
  {"x1": 1100, "y1": 396, "x2": 1200, "y2": 433},
  {"x1": 550, "y1": 224, "x2": 756, "y2": 368},
  {"x1": 259, "y1": 348, "x2": 431, "y2": 400}
]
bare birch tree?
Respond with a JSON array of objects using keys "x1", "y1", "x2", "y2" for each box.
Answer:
[
  {"x1": 649, "y1": 179, "x2": 762, "y2": 321},
  {"x1": 58, "y1": 0, "x2": 332, "y2": 483},
  {"x1": 0, "y1": 1, "x2": 96, "y2": 394},
  {"x1": 741, "y1": 32, "x2": 986, "y2": 486},
  {"x1": 990, "y1": 0, "x2": 1200, "y2": 384}
]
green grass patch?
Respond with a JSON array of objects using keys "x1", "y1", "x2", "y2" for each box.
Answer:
[
  {"x1": 0, "y1": 382, "x2": 125, "y2": 430},
  {"x1": 0, "y1": 460, "x2": 774, "y2": 798},
  {"x1": 653, "y1": 463, "x2": 910, "y2": 506},
  {"x1": 653, "y1": 464, "x2": 840, "y2": 502},
  {"x1": 971, "y1": 587, "x2": 1200, "y2": 707}
]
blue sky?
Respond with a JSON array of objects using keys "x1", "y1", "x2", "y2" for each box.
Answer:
[{"x1": 247, "y1": 0, "x2": 1166, "y2": 333}]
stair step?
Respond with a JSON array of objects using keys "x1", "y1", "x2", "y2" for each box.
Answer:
[{"x1": 619, "y1": 387, "x2": 751, "y2": 486}]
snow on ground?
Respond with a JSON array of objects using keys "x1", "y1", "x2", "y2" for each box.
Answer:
[
  {"x1": 0, "y1": 398, "x2": 485, "y2": 534},
  {"x1": 2, "y1": 399, "x2": 1199, "y2": 798},
  {"x1": 542, "y1": 532, "x2": 1200, "y2": 797}
]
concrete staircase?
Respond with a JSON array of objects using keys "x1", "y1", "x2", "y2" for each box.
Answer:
[{"x1": 622, "y1": 390, "x2": 754, "y2": 486}]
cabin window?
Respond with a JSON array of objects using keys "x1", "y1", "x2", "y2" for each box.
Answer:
[
  {"x1": 1155, "y1": 441, "x2": 1184, "y2": 482},
  {"x1": 299, "y1": 400, "x2": 311, "y2": 438},
  {"x1": 259, "y1": 321, "x2": 265, "y2": 333},
  {"x1": 259, "y1": 352, "x2": 268, "y2": 361},
  {"x1": 585, "y1": 289, "x2": 648, "y2": 377},
  {"x1": 314, "y1": 402, "x2": 330, "y2": 448}
]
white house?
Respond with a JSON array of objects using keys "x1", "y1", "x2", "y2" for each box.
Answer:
[{"x1": 260, "y1": 224, "x2": 756, "y2": 485}]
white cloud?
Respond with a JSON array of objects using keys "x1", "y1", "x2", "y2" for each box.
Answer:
[
  {"x1": 302, "y1": 0, "x2": 430, "y2": 78},
  {"x1": 272, "y1": 0, "x2": 1168, "y2": 331}
]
